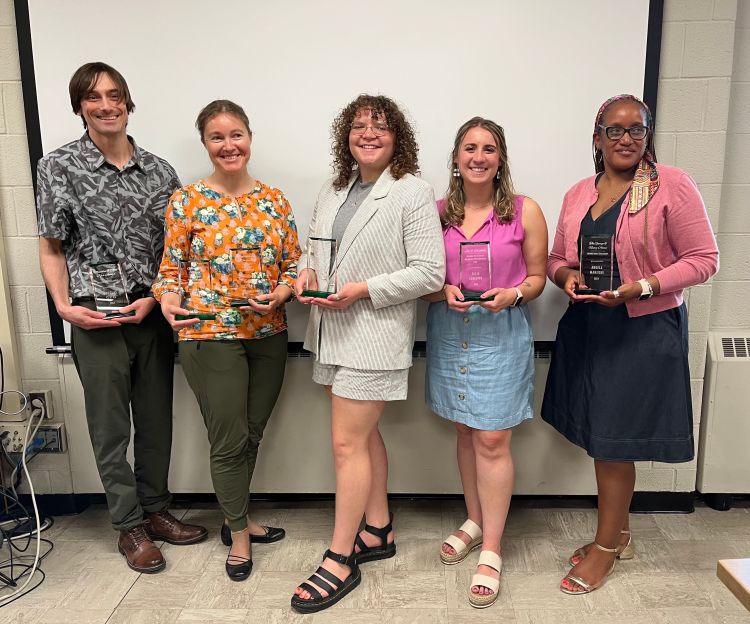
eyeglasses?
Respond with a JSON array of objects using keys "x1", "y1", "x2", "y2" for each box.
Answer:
[
  {"x1": 598, "y1": 124, "x2": 649, "y2": 140},
  {"x1": 350, "y1": 122, "x2": 391, "y2": 137}
]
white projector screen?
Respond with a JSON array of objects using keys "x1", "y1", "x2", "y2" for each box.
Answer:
[{"x1": 25, "y1": 0, "x2": 654, "y2": 342}]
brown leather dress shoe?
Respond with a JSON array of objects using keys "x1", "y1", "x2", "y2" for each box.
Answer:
[
  {"x1": 118, "y1": 525, "x2": 166, "y2": 573},
  {"x1": 143, "y1": 510, "x2": 209, "y2": 545}
]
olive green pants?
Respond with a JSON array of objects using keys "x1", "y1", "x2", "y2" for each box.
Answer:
[
  {"x1": 179, "y1": 332, "x2": 288, "y2": 531},
  {"x1": 71, "y1": 306, "x2": 174, "y2": 531}
]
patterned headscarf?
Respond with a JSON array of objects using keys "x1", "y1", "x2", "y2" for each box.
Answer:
[{"x1": 593, "y1": 94, "x2": 659, "y2": 214}]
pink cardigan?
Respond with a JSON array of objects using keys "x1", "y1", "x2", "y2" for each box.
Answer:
[{"x1": 547, "y1": 164, "x2": 719, "y2": 317}]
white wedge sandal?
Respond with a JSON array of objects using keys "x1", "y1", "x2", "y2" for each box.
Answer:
[
  {"x1": 469, "y1": 550, "x2": 502, "y2": 608},
  {"x1": 440, "y1": 518, "x2": 483, "y2": 565}
]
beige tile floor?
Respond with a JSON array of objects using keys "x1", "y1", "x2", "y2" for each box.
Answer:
[{"x1": 1, "y1": 499, "x2": 749, "y2": 623}]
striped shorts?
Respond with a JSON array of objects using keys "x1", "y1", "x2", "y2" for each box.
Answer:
[{"x1": 312, "y1": 361, "x2": 409, "y2": 401}]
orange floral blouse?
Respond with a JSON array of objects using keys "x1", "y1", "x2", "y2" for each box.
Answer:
[{"x1": 152, "y1": 180, "x2": 300, "y2": 341}]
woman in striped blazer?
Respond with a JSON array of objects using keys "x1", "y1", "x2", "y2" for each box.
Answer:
[{"x1": 291, "y1": 94, "x2": 445, "y2": 613}]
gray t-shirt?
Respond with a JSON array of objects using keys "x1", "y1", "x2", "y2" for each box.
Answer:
[{"x1": 331, "y1": 178, "x2": 375, "y2": 243}]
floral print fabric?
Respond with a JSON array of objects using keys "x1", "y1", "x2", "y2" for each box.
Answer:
[{"x1": 153, "y1": 180, "x2": 300, "y2": 340}]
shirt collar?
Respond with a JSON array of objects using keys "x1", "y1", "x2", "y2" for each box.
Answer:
[{"x1": 79, "y1": 132, "x2": 143, "y2": 172}]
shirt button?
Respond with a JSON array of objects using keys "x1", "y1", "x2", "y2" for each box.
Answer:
[
  {"x1": 463, "y1": 316, "x2": 470, "y2": 324},
  {"x1": 461, "y1": 341, "x2": 468, "y2": 349},
  {"x1": 459, "y1": 367, "x2": 466, "y2": 374},
  {"x1": 458, "y1": 393, "x2": 465, "y2": 401}
]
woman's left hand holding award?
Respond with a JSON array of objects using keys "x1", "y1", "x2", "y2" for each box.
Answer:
[{"x1": 163, "y1": 259, "x2": 217, "y2": 326}]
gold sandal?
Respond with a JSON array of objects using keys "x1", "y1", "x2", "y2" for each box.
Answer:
[
  {"x1": 560, "y1": 542, "x2": 617, "y2": 595},
  {"x1": 569, "y1": 530, "x2": 634, "y2": 566}
]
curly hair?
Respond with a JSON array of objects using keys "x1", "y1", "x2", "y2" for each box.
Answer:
[
  {"x1": 442, "y1": 117, "x2": 516, "y2": 227},
  {"x1": 330, "y1": 94, "x2": 419, "y2": 191}
]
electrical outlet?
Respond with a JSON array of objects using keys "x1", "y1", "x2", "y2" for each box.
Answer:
[
  {"x1": 0, "y1": 424, "x2": 28, "y2": 453},
  {"x1": 0, "y1": 423, "x2": 66, "y2": 454},
  {"x1": 36, "y1": 424, "x2": 66, "y2": 453},
  {"x1": 27, "y1": 390, "x2": 53, "y2": 420}
]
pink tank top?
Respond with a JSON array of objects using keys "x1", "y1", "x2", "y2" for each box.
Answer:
[{"x1": 440, "y1": 195, "x2": 527, "y2": 289}]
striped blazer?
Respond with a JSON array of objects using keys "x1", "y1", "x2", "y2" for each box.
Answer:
[{"x1": 301, "y1": 169, "x2": 445, "y2": 370}]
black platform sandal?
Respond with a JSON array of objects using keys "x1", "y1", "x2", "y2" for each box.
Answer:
[
  {"x1": 290, "y1": 549, "x2": 361, "y2": 613},
  {"x1": 354, "y1": 513, "x2": 396, "y2": 564},
  {"x1": 220, "y1": 522, "x2": 285, "y2": 546}
]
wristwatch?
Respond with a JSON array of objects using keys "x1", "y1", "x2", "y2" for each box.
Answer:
[
  {"x1": 637, "y1": 278, "x2": 654, "y2": 301},
  {"x1": 512, "y1": 287, "x2": 524, "y2": 307}
]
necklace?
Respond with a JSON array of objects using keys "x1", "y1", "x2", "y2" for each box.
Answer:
[
  {"x1": 351, "y1": 180, "x2": 374, "y2": 207},
  {"x1": 607, "y1": 186, "x2": 630, "y2": 204},
  {"x1": 599, "y1": 178, "x2": 631, "y2": 204},
  {"x1": 464, "y1": 201, "x2": 493, "y2": 212}
]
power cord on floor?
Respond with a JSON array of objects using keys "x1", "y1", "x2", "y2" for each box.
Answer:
[{"x1": 0, "y1": 382, "x2": 51, "y2": 608}]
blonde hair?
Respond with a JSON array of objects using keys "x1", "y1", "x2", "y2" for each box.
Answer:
[{"x1": 442, "y1": 117, "x2": 515, "y2": 226}]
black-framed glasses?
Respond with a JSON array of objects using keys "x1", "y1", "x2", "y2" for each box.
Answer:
[
  {"x1": 350, "y1": 122, "x2": 391, "y2": 137},
  {"x1": 598, "y1": 124, "x2": 649, "y2": 140}
]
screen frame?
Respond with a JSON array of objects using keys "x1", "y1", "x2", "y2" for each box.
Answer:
[{"x1": 13, "y1": 0, "x2": 664, "y2": 348}]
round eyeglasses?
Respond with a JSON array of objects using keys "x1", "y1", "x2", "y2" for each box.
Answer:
[
  {"x1": 598, "y1": 124, "x2": 649, "y2": 140},
  {"x1": 350, "y1": 122, "x2": 391, "y2": 137}
]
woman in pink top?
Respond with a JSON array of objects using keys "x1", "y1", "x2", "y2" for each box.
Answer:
[
  {"x1": 542, "y1": 95, "x2": 719, "y2": 595},
  {"x1": 424, "y1": 117, "x2": 548, "y2": 608}
]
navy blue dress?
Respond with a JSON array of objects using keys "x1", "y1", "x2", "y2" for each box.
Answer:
[{"x1": 541, "y1": 197, "x2": 693, "y2": 462}]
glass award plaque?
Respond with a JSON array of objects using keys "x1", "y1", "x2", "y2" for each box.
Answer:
[
  {"x1": 228, "y1": 246, "x2": 268, "y2": 307},
  {"x1": 87, "y1": 260, "x2": 136, "y2": 319},
  {"x1": 459, "y1": 241, "x2": 492, "y2": 301},
  {"x1": 301, "y1": 236, "x2": 338, "y2": 298},
  {"x1": 574, "y1": 235, "x2": 614, "y2": 295},
  {"x1": 175, "y1": 259, "x2": 217, "y2": 321}
]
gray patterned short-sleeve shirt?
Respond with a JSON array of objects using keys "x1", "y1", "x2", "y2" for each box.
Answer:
[{"x1": 36, "y1": 133, "x2": 181, "y2": 298}]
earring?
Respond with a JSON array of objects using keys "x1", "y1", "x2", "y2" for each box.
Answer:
[
  {"x1": 452, "y1": 165, "x2": 460, "y2": 178},
  {"x1": 495, "y1": 169, "x2": 501, "y2": 180}
]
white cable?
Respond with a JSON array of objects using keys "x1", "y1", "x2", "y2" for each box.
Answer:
[
  {"x1": 0, "y1": 403, "x2": 42, "y2": 606},
  {"x1": 5, "y1": 518, "x2": 52, "y2": 542},
  {"x1": 0, "y1": 390, "x2": 28, "y2": 416},
  {"x1": 10, "y1": 405, "x2": 45, "y2": 502}
]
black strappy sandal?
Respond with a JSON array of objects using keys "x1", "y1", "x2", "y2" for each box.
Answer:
[
  {"x1": 354, "y1": 513, "x2": 396, "y2": 564},
  {"x1": 290, "y1": 549, "x2": 361, "y2": 613},
  {"x1": 220, "y1": 522, "x2": 285, "y2": 545},
  {"x1": 225, "y1": 554, "x2": 252, "y2": 582}
]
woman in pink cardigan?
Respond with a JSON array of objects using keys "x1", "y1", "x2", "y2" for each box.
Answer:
[{"x1": 541, "y1": 94, "x2": 718, "y2": 595}]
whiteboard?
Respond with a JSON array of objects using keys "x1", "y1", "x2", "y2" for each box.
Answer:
[{"x1": 27, "y1": 0, "x2": 652, "y2": 342}]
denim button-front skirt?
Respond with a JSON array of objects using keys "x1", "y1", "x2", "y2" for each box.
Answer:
[{"x1": 425, "y1": 301, "x2": 534, "y2": 431}]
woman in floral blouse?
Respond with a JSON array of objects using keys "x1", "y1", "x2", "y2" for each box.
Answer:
[{"x1": 153, "y1": 100, "x2": 300, "y2": 582}]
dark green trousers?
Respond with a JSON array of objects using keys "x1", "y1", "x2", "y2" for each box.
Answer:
[
  {"x1": 179, "y1": 332, "x2": 287, "y2": 532},
  {"x1": 71, "y1": 306, "x2": 175, "y2": 530}
]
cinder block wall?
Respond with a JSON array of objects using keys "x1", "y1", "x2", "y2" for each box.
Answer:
[
  {"x1": 712, "y1": 1, "x2": 750, "y2": 329},
  {"x1": 0, "y1": 0, "x2": 747, "y2": 495},
  {"x1": 643, "y1": 0, "x2": 740, "y2": 491},
  {"x1": 0, "y1": 0, "x2": 69, "y2": 494}
]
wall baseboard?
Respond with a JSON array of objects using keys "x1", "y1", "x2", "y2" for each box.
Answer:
[
  {"x1": 629, "y1": 491, "x2": 695, "y2": 513},
  {"x1": 27, "y1": 490, "x2": 709, "y2": 518}
]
